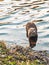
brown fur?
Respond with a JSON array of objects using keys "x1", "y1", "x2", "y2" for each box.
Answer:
[{"x1": 26, "y1": 22, "x2": 38, "y2": 48}]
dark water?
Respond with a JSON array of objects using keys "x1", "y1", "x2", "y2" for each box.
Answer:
[{"x1": 0, "y1": 0, "x2": 49, "y2": 50}]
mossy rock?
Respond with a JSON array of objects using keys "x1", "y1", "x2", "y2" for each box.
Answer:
[{"x1": 0, "y1": 41, "x2": 6, "y2": 49}]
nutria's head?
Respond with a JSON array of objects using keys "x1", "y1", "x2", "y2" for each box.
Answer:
[{"x1": 29, "y1": 34, "x2": 38, "y2": 48}]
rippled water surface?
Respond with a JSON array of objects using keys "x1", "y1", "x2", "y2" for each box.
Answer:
[{"x1": 0, "y1": 0, "x2": 49, "y2": 50}]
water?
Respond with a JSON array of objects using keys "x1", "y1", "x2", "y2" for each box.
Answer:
[{"x1": 0, "y1": 0, "x2": 49, "y2": 50}]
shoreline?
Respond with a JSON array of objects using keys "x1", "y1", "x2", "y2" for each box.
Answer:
[{"x1": 0, "y1": 41, "x2": 49, "y2": 65}]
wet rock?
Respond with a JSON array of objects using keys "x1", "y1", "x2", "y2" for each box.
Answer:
[{"x1": 9, "y1": 45, "x2": 49, "y2": 62}]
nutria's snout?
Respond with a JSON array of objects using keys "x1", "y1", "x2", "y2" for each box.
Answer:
[
  {"x1": 30, "y1": 43, "x2": 36, "y2": 48},
  {"x1": 26, "y1": 22, "x2": 38, "y2": 48}
]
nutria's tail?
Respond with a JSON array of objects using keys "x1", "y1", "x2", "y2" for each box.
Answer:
[{"x1": 26, "y1": 22, "x2": 38, "y2": 48}]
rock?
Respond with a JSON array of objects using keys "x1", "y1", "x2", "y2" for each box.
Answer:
[
  {"x1": 9, "y1": 45, "x2": 49, "y2": 63},
  {"x1": 0, "y1": 41, "x2": 6, "y2": 49},
  {"x1": 1, "y1": 54, "x2": 7, "y2": 58},
  {"x1": 0, "y1": 42, "x2": 49, "y2": 65},
  {"x1": 47, "y1": 10, "x2": 49, "y2": 12}
]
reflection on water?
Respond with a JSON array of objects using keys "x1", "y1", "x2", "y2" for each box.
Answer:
[{"x1": 0, "y1": 0, "x2": 49, "y2": 50}]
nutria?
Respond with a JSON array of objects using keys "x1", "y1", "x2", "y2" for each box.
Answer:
[{"x1": 26, "y1": 22, "x2": 38, "y2": 48}]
